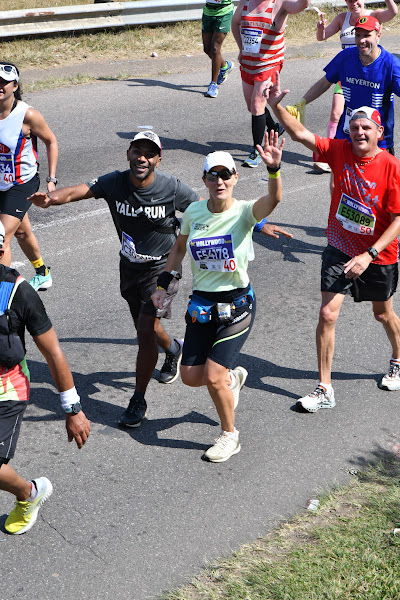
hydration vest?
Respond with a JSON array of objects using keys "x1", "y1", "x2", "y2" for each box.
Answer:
[{"x1": 0, "y1": 269, "x2": 26, "y2": 369}]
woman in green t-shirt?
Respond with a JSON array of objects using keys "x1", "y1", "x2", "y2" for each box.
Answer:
[{"x1": 152, "y1": 131, "x2": 284, "y2": 462}]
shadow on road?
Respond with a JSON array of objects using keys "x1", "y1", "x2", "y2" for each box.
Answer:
[{"x1": 253, "y1": 222, "x2": 326, "y2": 262}]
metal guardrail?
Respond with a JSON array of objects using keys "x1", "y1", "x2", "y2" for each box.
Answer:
[
  {"x1": 0, "y1": 0, "x2": 387, "y2": 39},
  {"x1": 0, "y1": 0, "x2": 207, "y2": 38}
]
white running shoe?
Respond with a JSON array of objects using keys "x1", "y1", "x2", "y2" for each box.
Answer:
[
  {"x1": 231, "y1": 366, "x2": 248, "y2": 409},
  {"x1": 204, "y1": 431, "x2": 241, "y2": 462},
  {"x1": 380, "y1": 361, "x2": 400, "y2": 391},
  {"x1": 297, "y1": 385, "x2": 335, "y2": 413},
  {"x1": 313, "y1": 161, "x2": 331, "y2": 173}
]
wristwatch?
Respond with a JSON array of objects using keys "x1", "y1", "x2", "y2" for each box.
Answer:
[
  {"x1": 367, "y1": 246, "x2": 379, "y2": 260},
  {"x1": 46, "y1": 176, "x2": 58, "y2": 185},
  {"x1": 64, "y1": 401, "x2": 82, "y2": 414}
]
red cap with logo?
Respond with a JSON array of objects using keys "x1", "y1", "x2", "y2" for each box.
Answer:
[{"x1": 354, "y1": 15, "x2": 381, "y2": 33}]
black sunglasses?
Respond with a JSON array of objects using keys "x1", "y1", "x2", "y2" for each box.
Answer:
[{"x1": 204, "y1": 168, "x2": 236, "y2": 182}]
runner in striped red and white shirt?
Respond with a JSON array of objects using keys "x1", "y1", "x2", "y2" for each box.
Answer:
[{"x1": 231, "y1": 0, "x2": 309, "y2": 167}]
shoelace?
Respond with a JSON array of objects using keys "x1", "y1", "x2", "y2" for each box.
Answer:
[
  {"x1": 309, "y1": 386, "x2": 327, "y2": 398},
  {"x1": 214, "y1": 433, "x2": 233, "y2": 448},
  {"x1": 387, "y1": 363, "x2": 400, "y2": 378},
  {"x1": 161, "y1": 353, "x2": 177, "y2": 372},
  {"x1": 127, "y1": 399, "x2": 143, "y2": 414}
]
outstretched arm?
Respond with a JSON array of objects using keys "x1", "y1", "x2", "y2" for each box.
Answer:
[
  {"x1": 266, "y1": 71, "x2": 317, "y2": 152},
  {"x1": 252, "y1": 129, "x2": 284, "y2": 221},
  {"x1": 28, "y1": 183, "x2": 94, "y2": 208}
]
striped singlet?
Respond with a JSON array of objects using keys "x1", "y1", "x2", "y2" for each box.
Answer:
[
  {"x1": 240, "y1": 0, "x2": 285, "y2": 76},
  {"x1": 0, "y1": 101, "x2": 38, "y2": 192}
]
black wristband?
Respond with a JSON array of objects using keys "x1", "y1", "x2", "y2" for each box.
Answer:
[
  {"x1": 267, "y1": 163, "x2": 281, "y2": 174},
  {"x1": 157, "y1": 271, "x2": 174, "y2": 290}
]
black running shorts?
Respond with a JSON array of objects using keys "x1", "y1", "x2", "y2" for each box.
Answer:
[
  {"x1": 321, "y1": 244, "x2": 398, "y2": 303},
  {"x1": 0, "y1": 174, "x2": 40, "y2": 220},
  {"x1": 0, "y1": 400, "x2": 27, "y2": 463},
  {"x1": 120, "y1": 261, "x2": 181, "y2": 320},
  {"x1": 182, "y1": 287, "x2": 256, "y2": 369}
]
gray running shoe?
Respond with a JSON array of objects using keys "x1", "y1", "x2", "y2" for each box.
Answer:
[
  {"x1": 204, "y1": 431, "x2": 241, "y2": 462},
  {"x1": 381, "y1": 360, "x2": 400, "y2": 391},
  {"x1": 297, "y1": 385, "x2": 335, "y2": 412}
]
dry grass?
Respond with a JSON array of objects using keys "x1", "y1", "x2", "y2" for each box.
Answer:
[{"x1": 1, "y1": 3, "x2": 399, "y2": 72}]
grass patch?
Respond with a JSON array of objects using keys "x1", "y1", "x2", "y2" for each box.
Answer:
[
  {"x1": 1, "y1": 4, "x2": 400, "y2": 74},
  {"x1": 162, "y1": 459, "x2": 400, "y2": 600}
]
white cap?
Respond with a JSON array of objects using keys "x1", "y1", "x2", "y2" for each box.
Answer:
[
  {"x1": 0, "y1": 64, "x2": 19, "y2": 83},
  {"x1": 0, "y1": 221, "x2": 5, "y2": 248},
  {"x1": 350, "y1": 106, "x2": 382, "y2": 128},
  {"x1": 203, "y1": 151, "x2": 237, "y2": 173},
  {"x1": 131, "y1": 131, "x2": 162, "y2": 154}
]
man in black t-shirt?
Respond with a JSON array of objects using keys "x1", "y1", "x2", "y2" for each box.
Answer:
[
  {"x1": 0, "y1": 223, "x2": 90, "y2": 535},
  {"x1": 29, "y1": 131, "x2": 200, "y2": 428}
]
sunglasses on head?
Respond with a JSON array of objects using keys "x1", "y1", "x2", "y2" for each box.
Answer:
[
  {"x1": 204, "y1": 168, "x2": 236, "y2": 182},
  {"x1": 0, "y1": 65, "x2": 19, "y2": 81}
]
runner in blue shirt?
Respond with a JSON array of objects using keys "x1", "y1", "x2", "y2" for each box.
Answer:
[{"x1": 286, "y1": 15, "x2": 400, "y2": 153}]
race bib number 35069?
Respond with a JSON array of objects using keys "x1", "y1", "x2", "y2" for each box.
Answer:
[{"x1": 189, "y1": 234, "x2": 236, "y2": 272}]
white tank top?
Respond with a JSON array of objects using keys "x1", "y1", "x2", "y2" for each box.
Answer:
[
  {"x1": 340, "y1": 10, "x2": 371, "y2": 49},
  {"x1": 0, "y1": 101, "x2": 38, "y2": 191}
]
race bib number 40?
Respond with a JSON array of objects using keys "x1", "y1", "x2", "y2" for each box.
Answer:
[
  {"x1": 189, "y1": 234, "x2": 236, "y2": 272},
  {"x1": 241, "y1": 27, "x2": 262, "y2": 54},
  {"x1": 336, "y1": 193, "x2": 375, "y2": 235},
  {"x1": 0, "y1": 153, "x2": 15, "y2": 185}
]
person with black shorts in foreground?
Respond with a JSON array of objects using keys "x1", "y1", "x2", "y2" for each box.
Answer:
[
  {"x1": 152, "y1": 129, "x2": 283, "y2": 462},
  {"x1": 0, "y1": 62, "x2": 57, "y2": 291},
  {"x1": 0, "y1": 221, "x2": 90, "y2": 535},
  {"x1": 267, "y1": 71, "x2": 400, "y2": 412},
  {"x1": 28, "y1": 131, "x2": 200, "y2": 428}
]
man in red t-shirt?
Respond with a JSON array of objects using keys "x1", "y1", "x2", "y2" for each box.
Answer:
[{"x1": 265, "y1": 72, "x2": 400, "y2": 411}]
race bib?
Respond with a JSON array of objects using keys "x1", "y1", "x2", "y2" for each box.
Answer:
[
  {"x1": 336, "y1": 193, "x2": 375, "y2": 235},
  {"x1": 121, "y1": 231, "x2": 161, "y2": 263},
  {"x1": 189, "y1": 234, "x2": 236, "y2": 272},
  {"x1": 343, "y1": 107, "x2": 352, "y2": 135},
  {"x1": 0, "y1": 152, "x2": 15, "y2": 186},
  {"x1": 241, "y1": 27, "x2": 262, "y2": 54}
]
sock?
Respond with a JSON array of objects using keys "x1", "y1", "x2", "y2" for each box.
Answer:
[
  {"x1": 327, "y1": 120, "x2": 337, "y2": 139},
  {"x1": 224, "y1": 428, "x2": 239, "y2": 440},
  {"x1": 167, "y1": 338, "x2": 181, "y2": 355},
  {"x1": 31, "y1": 257, "x2": 49, "y2": 276},
  {"x1": 221, "y1": 61, "x2": 228, "y2": 70},
  {"x1": 26, "y1": 481, "x2": 37, "y2": 502},
  {"x1": 229, "y1": 370, "x2": 237, "y2": 389},
  {"x1": 252, "y1": 113, "x2": 266, "y2": 149},
  {"x1": 319, "y1": 382, "x2": 333, "y2": 394},
  {"x1": 391, "y1": 357, "x2": 400, "y2": 363},
  {"x1": 264, "y1": 107, "x2": 276, "y2": 131},
  {"x1": 133, "y1": 391, "x2": 145, "y2": 402}
]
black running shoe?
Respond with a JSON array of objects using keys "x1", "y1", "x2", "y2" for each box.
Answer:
[
  {"x1": 118, "y1": 396, "x2": 147, "y2": 427},
  {"x1": 159, "y1": 339, "x2": 183, "y2": 384}
]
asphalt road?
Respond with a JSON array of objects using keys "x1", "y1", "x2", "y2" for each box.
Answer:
[{"x1": 1, "y1": 38, "x2": 400, "y2": 600}]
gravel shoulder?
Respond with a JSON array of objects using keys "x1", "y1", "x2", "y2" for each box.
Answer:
[{"x1": 21, "y1": 36, "x2": 400, "y2": 86}]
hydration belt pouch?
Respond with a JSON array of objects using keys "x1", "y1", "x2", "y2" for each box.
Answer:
[
  {"x1": 187, "y1": 286, "x2": 255, "y2": 324},
  {"x1": 0, "y1": 273, "x2": 26, "y2": 369}
]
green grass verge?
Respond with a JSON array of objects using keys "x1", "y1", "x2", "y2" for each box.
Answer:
[{"x1": 162, "y1": 459, "x2": 400, "y2": 600}]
